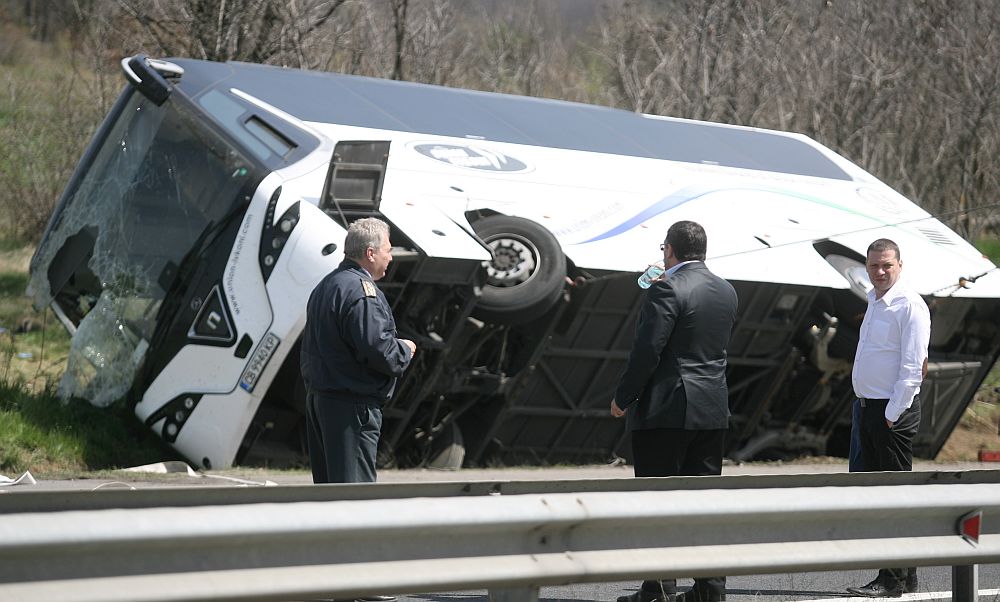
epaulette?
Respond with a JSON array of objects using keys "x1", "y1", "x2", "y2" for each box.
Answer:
[{"x1": 361, "y1": 279, "x2": 377, "y2": 298}]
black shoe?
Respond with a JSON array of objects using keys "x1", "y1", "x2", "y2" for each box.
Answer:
[
  {"x1": 617, "y1": 591, "x2": 673, "y2": 602},
  {"x1": 847, "y1": 578, "x2": 902, "y2": 598}
]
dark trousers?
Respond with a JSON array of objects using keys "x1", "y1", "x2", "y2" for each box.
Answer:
[
  {"x1": 849, "y1": 398, "x2": 863, "y2": 472},
  {"x1": 859, "y1": 397, "x2": 921, "y2": 587},
  {"x1": 305, "y1": 392, "x2": 381, "y2": 483},
  {"x1": 858, "y1": 397, "x2": 920, "y2": 473},
  {"x1": 632, "y1": 428, "x2": 727, "y2": 600}
]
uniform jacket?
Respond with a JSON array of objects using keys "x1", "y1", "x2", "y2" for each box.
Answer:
[
  {"x1": 615, "y1": 262, "x2": 738, "y2": 431},
  {"x1": 301, "y1": 259, "x2": 412, "y2": 404}
]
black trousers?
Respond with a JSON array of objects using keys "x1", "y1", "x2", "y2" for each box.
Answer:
[
  {"x1": 858, "y1": 397, "x2": 920, "y2": 473},
  {"x1": 859, "y1": 397, "x2": 921, "y2": 587},
  {"x1": 305, "y1": 392, "x2": 381, "y2": 483},
  {"x1": 632, "y1": 428, "x2": 727, "y2": 600}
]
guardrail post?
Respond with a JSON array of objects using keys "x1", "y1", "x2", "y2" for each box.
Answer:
[
  {"x1": 953, "y1": 564, "x2": 978, "y2": 602},
  {"x1": 489, "y1": 587, "x2": 540, "y2": 601}
]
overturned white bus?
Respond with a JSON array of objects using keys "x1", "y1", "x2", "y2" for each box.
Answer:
[{"x1": 29, "y1": 55, "x2": 1000, "y2": 470}]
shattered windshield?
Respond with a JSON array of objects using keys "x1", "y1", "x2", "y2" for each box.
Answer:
[{"x1": 29, "y1": 88, "x2": 259, "y2": 406}]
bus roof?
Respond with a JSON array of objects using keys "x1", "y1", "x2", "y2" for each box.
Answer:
[{"x1": 172, "y1": 58, "x2": 851, "y2": 182}]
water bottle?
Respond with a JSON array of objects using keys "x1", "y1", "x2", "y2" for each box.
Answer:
[{"x1": 637, "y1": 263, "x2": 665, "y2": 289}]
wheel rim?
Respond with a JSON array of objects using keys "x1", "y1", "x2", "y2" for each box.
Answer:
[
  {"x1": 825, "y1": 254, "x2": 870, "y2": 300},
  {"x1": 484, "y1": 233, "x2": 539, "y2": 287}
]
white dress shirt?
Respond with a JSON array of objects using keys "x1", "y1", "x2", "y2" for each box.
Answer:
[{"x1": 852, "y1": 279, "x2": 931, "y2": 422}]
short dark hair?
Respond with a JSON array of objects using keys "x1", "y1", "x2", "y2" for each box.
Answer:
[
  {"x1": 666, "y1": 220, "x2": 707, "y2": 261},
  {"x1": 867, "y1": 238, "x2": 900, "y2": 262}
]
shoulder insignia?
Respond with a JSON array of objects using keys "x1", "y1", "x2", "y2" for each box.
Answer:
[{"x1": 361, "y1": 279, "x2": 377, "y2": 298}]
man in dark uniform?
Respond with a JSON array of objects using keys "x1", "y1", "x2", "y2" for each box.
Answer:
[
  {"x1": 301, "y1": 217, "x2": 416, "y2": 485},
  {"x1": 611, "y1": 220, "x2": 739, "y2": 602}
]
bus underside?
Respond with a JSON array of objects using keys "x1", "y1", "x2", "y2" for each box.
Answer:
[{"x1": 245, "y1": 209, "x2": 1000, "y2": 469}]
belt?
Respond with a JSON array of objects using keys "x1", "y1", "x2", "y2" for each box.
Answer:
[{"x1": 858, "y1": 397, "x2": 889, "y2": 407}]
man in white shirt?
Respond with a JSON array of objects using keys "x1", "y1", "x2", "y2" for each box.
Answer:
[{"x1": 847, "y1": 238, "x2": 931, "y2": 598}]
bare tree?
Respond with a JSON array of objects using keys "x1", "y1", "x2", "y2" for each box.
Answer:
[
  {"x1": 591, "y1": 0, "x2": 1000, "y2": 240},
  {"x1": 389, "y1": 0, "x2": 409, "y2": 80},
  {"x1": 402, "y1": 0, "x2": 473, "y2": 86},
  {"x1": 5, "y1": 0, "x2": 1000, "y2": 244},
  {"x1": 115, "y1": 0, "x2": 347, "y2": 67}
]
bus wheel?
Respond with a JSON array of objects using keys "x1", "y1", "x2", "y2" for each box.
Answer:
[
  {"x1": 472, "y1": 215, "x2": 566, "y2": 325},
  {"x1": 427, "y1": 421, "x2": 465, "y2": 470}
]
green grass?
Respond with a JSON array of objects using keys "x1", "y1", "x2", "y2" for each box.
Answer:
[
  {"x1": 0, "y1": 245, "x2": 174, "y2": 476},
  {"x1": 975, "y1": 239, "x2": 1000, "y2": 265},
  {"x1": 0, "y1": 376, "x2": 175, "y2": 475},
  {"x1": 0, "y1": 251, "x2": 71, "y2": 386}
]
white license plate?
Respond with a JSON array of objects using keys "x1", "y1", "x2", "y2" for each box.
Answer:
[{"x1": 239, "y1": 332, "x2": 281, "y2": 392}]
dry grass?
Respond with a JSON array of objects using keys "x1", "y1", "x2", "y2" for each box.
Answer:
[
  {"x1": 937, "y1": 399, "x2": 1000, "y2": 461},
  {"x1": 0, "y1": 245, "x2": 31, "y2": 273}
]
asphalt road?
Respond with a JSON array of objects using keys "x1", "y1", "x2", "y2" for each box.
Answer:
[
  {"x1": 3, "y1": 460, "x2": 999, "y2": 601},
  {"x1": 393, "y1": 568, "x2": 1000, "y2": 602},
  {"x1": 6, "y1": 457, "x2": 998, "y2": 490}
]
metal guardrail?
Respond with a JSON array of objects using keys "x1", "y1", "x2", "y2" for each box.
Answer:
[
  {"x1": 3, "y1": 467, "x2": 998, "y2": 513},
  {"x1": 0, "y1": 472, "x2": 998, "y2": 602}
]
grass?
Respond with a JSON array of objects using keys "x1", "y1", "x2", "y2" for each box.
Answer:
[
  {"x1": 976, "y1": 239, "x2": 1000, "y2": 264},
  {"x1": 0, "y1": 376, "x2": 175, "y2": 475},
  {"x1": 0, "y1": 246, "x2": 71, "y2": 389},
  {"x1": 0, "y1": 244, "x2": 174, "y2": 476}
]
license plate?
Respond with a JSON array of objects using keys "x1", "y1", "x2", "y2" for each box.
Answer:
[{"x1": 239, "y1": 332, "x2": 281, "y2": 393}]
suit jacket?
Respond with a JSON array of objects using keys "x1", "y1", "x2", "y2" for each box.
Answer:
[{"x1": 615, "y1": 262, "x2": 738, "y2": 431}]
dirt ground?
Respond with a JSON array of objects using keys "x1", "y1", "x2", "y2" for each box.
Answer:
[{"x1": 937, "y1": 396, "x2": 1000, "y2": 461}]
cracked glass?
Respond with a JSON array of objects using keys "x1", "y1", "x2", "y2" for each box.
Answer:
[{"x1": 30, "y1": 89, "x2": 258, "y2": 406}]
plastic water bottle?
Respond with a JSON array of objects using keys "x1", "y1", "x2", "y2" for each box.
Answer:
[{"x1": 637, "y1": 263, "x2": 665, "y2": 289}]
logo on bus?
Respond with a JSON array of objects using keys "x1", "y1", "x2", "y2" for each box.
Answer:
[{"x1": 412, "y1": 143, "x2": 529, "y2": 172}]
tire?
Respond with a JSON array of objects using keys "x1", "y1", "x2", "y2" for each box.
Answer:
[
  {"x1": 824, "y1": 254, "x2": 870, "y2": 300},
  {"x1": 471, "y1": 215, "x2": 566, "y2": 325},
  {"x1": 427, "y1": 421, "x2": 465, "y2": 470}
]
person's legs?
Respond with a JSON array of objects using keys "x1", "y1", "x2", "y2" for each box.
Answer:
[
  {"x1": 632, "y1": 427, "x2": 687, "y2": 477},
  {"x1": 687, "y1": 578, "x2": 726, "y2": 602},
  {"x1": 304, "y1": 392, "x2": 328, "y2": 484},
  {"x1": 355, "y1": 404, "x2": 382, "y2": 483},
  {"x1": 626, "y1": 428, "x2": 687, "y2": 601},
  {"x1": 866, "y1": 400, "x2": 918, "y2": 473},
  {"x1": 677, "y1": 430, "x2": 725, "y2": 477},
  {"x1": 626, "y1": 429, "x2": 727, "y2": 601},
  {"x1": 857, "y1": 401, "x2": 882, "y2": 472},
  {"x1": 310, "y1": 399, "x2": 394, "y2": 600},
  {"x1": 855, "y1": 401, "x2": 904, "y2": 594},
  {"x1": 849, "y1": 398, "x2": 864, "y2": 472},
  {"x1": 850, "y1": 399, "x2": 921, "y2": 596},
  {"x1": 680, "y1": 430, "x2": 727, "y2": 601},
  {"x1": 886, "y1": 399, "x2": 920, "y2": 587},
  {"x1": 312, "y1": 398, "x2": 368, "y2": 483}
]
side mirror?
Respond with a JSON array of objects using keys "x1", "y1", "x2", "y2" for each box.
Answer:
[{"x1": 120, "y1": 54, "x2": 183, "y2": 106}]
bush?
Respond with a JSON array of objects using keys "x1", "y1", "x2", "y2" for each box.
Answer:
[{"x1": 0, "y1": 27, "x2": 107, "y2": 243}]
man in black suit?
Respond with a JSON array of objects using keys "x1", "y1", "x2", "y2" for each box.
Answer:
[{"x1": 611, "y1": 220, "x2": 739, "y2": 602}]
